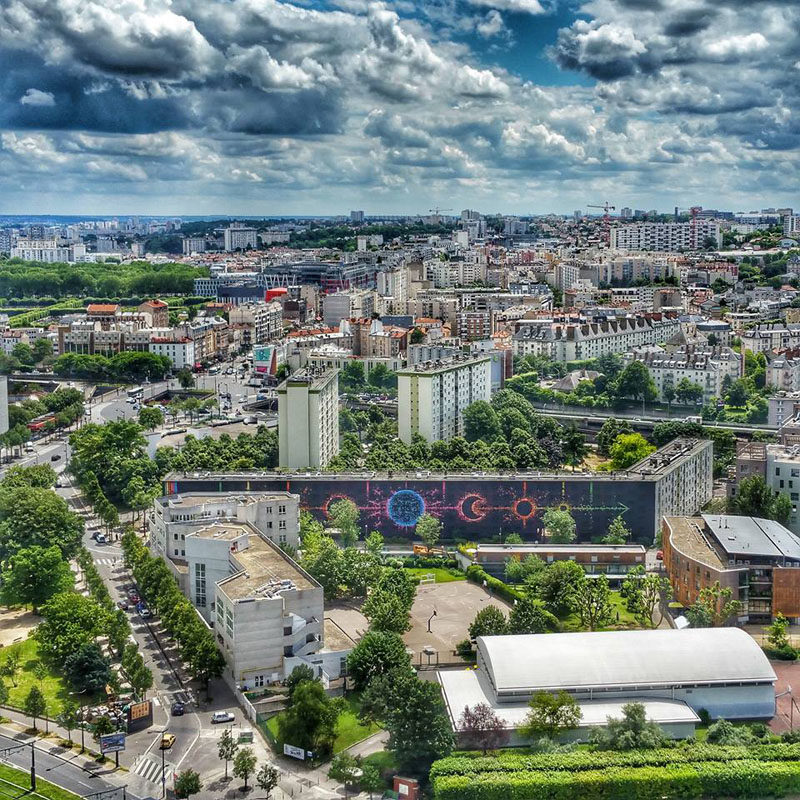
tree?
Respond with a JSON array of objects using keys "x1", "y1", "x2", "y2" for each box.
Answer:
[
  {"x1": 410, "y1": 327, "x2": 424, "y2": 344},
  {"x1": 676, "y1": 377, "x2": 704, "y2": 406},
  {"x1": 463, "y1": 401, "x2": 502, "y2": 443},
  {"x1": 256, "y1": 763, "x2": 279, "y2": 798},
  {"x1": 346, "y1": 630, "x2": 411, "y2": 691},
  {"x1": 186, "y1": 635, "x2": 226, "y2": 696},
  {"x1": 508, "y1": 596, "x2": 558, "y2": 634},
  {"x1": 1, "y1": 651, "x2": 20, "y2": 687},
  {"x1": 574, "y1": 574, "x2": 613, "y2": 631},
  {"x1": 175, "y1": 769, "x2": 202, "y2": 798},
  {"x1": 614, "y1": 361, "x2": 656, "y2": 404},
  {"x1": 458, "y1": 703, "x2": 509, "y2": 754},
  {"x1": 277, "y1": 680, "x2": 342, "y2": 755},
  {"x1": 562, "y1": 426, "x2": 588, "y2": 471},
  {"x1": 541, "y1": 508, "x2": 576, "y2": 544},
  {"x1": 767, "y1": 612, "x2": 791, "y2": 650},
  {"x1": 537, "y1": 560, "x2": 584, "y2": 616},
  {"x1": 521, "y1": 691, "x2": 581, "y2": 740},
  {"x1": 218, "y1": 727, "x2": 239, "y2": 779},
  {"x1": 56, "y1": 701, "x2": 79, "y2": 744},
  {"x1": 34, "y1": 591, "x2": 107, "y2": 664},
  {"x1": 24, "y1": 685, "x2": 46, "y2": 730},
  {"x1": 0, "y1": 544, "x2": 73, "y2": 611},
  {"x1": 686, "y1": 581, "x2": 743, "y2": 627},
  {"x1": 365, "y1": 530, "x2": 384, "y2": 559},
  {"x1": 609, "y1": 433, "x2": 656, "y2": 470},
  {"x1": 730, "y1": 475, "x2": 777, "y2": 518},
  {"x1": 0, "y1": 677, "x2": 8, "y2": 707},
  {"x1": 138, "y1": 406, "x2": 164, "y2": 431},
  {"x1": 362, "y1": 590, "x2": 412, "y2": 633},
  {"x1": 176, "y1": 368, "x2": 195, "y2": 388},
  {"x1": 327, "y1": 498, "x2": 360, "y2": 548},
  {"x1": 774, "y1": 492, "x2": 793, "y2": 526},
  {"x1": 596, "y1": 418, "x2": 633, "y2": 457},
  {"x1": 725, "y1": 378, "x2": 750, "y2": 408},
  {"x1": 468, "y1": 606, "x2": 508, "y2": 639},
  {"x1": 233, "y1": 747, "x2": 258, "y2": 791},
  {"x1": 329, "y1": 752, "x2": 360, "y2": 785},
  {"x1": 590, "y1": 702, "x2": 666, "y2": 750},
  {"x1": 382, "y1": 673, "x2": 454, "y2": 774},
  {"x1": 64, "y1": 643, "x2": 111, "y2": 694},
  {"x1": 602, "y1": 516, "x2": 630, "y2": 544},
  {"x1": 663, "y1": 377, "x2": 676, "y2": 410},
  {"x1": 91, "y1": 714, "x2": 115, "y2": 740},
  {"x1": 359, "y1": 764, "x2": 382, "y2": 799},
  {"x1": 706, "y1": 718, "x2": 756, "y2": 746},
  {"x1": 620, "y1": 566, "x2": 671, "y2": 628},
  {"x1": 415, "y1": 513, "x2": 441, "y2": 551},
  {"x1": 286, "y1": 665, "x2": 316, "y2": 700}
]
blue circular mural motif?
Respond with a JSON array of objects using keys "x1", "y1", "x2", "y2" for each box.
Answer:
[{"x1": 387, "y1": 489, "x2": 425, "y2": 527}]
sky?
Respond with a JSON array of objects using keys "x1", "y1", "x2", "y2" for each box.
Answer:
[{"x1": 0, "y1": 0, "x2": 797, "y2": 216}]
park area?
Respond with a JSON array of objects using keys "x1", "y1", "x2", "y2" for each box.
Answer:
[{"x1": 0, "y1": 763, "x2": 79, "y2": 800}]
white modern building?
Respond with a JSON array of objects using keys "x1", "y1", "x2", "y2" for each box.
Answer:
[
  {"x1": 223, "y1": 225, "x2": 258, "y2": 251},
  {"x1": 148, "y1": 337, "x2": 195, "y2": 370},
  {"x1": 610, "y1": 221, "x2": 722, "y2": 251},
  {"x1": 438, "y1": 629, "x2": 776, "y2": 746},
  {"x1": 277, "y1": 368, "x2": 339, "y2": 469},
  {"x1": 10, "y1": 239, "x2": 86, "y2": 262},
  {"x1": 396, "y1": 353, "x2": 491, "y2": 444}
]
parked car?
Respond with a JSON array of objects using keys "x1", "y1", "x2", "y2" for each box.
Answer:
[
  {"x1": 211, "y1": 711, "x2": 235, "y2": 724},
  {"x1": 243, "y1": 416, "x2": 257, "y2": 425},
  {"x1": 171, "y1": 703, "x2": 185, "y2": 716},
  {"x1": 50, "y1": 454, "x2": 61, "y2": 462},
  {"x1": 139, "y1": 606, "x2": 152, "y2": 619},
  {"x1": 95, "y1": 533, "x2": 107, "y2": 544},
  {"x1": 160, "y1": 733, "x2": 176, "y2": 749},
  {"x1": 117, "y1": 600, "x2": 129, "y2": 611}
]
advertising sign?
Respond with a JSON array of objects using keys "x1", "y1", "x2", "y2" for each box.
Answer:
[
  {"x1": 283, "y1": 743, "x2": 305, "y2": 760},
  {"x1": 100, "y1": 733, "x2": 126, "y2": 754}
]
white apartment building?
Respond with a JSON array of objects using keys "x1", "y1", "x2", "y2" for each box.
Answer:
[
  {"x1": 277, "y1": 368, "x2": 339, "y2": 469},
  {"x1": 10, "y1": 239, "x2": 86, "y2": 262},
  {"x1": 322, "y1": 289, "x2": 377, "y2": 327},
  {"x1": 610, "y1": 222, "x2": 722, "y2": 251},
  {"x1": 769, "y1": 392, "x2": 800, "y2": 429},
  {"x1": 229, "y1": 302, "x2": 283, "y2": 346},
  {"x1": 223, "y1": 226, "x2": 258, "y2": 251},
  {"x1": 512, "y1": 316, "x2": 683, "y2": 362},
  {"x1": 423, "y1": 256, "x2": 487, "y2": 288},
  {"x1": 377, "y1": 267, "x2": 409, "y2": 306},
  {"x1": 623, "y1": 346, "x2": 743, "y2": 404},
  {"x1": 184, "y1": 521, "x2": 329, "y2": 687},
  {"x1": 148, "y1": 337, "x2": 195, "y2": 370},
  {"x1": 396, "y1": 353, "x2": 491, "y2": 444},
  {"x1": 149, "y1": 491, "x2": 301, "y2": 568},
  {"x1": 767, "y1": 352, "x2": 800, "y2": 393},
  {"x1": 182, "y1": 237, "x2": 207, "y2": 254},
  {"x1": 766, "y1": 445, "x2": 800, "y2": 533},
  {"x1": 742, "y1": 326, "x2": 800, "y2": 354}
]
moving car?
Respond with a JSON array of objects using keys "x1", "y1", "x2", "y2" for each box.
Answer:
[
  {"x1": 211, "y1": 711, "x2": 235, "y2": 724},
  {"x1": 50, "y1": 454, "x2": 61, "y2": 462},
  {"x1": 160, "y1": 733, "x2": 176, "y2": 749},
  {"x1": 171, "y1": 702, "x2": 185, "y2": 716}
]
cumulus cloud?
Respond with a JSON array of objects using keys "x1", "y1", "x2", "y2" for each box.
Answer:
[
  {"x1": 467, "y1": 0, "x2": 545, "y2": 14},
  {"x1": 19, "y1": 88, "x2": 55, "y2": 106}
]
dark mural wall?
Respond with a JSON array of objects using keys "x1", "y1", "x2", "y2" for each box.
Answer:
[{"x1": 165, "y1": 475, "x2": 658, "y2": 543}]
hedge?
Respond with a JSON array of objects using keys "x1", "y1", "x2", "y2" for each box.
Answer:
[
  {"x1": 433, "y1": 761, "x2": 800, "y2": 800},
  {"x1": 465, "y1": 564, "x2": 524, "y2": 603},
  {"x1": 430, "y1": 744, "x2": 800, "y2": 777}
]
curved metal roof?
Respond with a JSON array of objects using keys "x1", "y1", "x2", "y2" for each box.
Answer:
[{"x1": 478, "y1": 628, "x2": 775, "y2": 693}]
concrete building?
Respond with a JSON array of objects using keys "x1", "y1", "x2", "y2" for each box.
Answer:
[
  {"x1": 229, "y1": 302, "x2": 283, "y2": 347},
  {"x1": 438, "y1": 629, "x2": 776, "y2": 746},
  {"x1": 10, "y1": 238, "x2": 86, "y2": 262},
  {"x1": 277, "y1": 368, "x2": 339, "y2": 469},
  {"x1": 0, "y1": 376, "x2": 8, "y2": 436},
  {"x1": 663, "y1": 514, "x2": 800, "y2": 622},
  {"x1": 149, "y1": 490, "x2": 301, "y2": 567},
  {"x1": 182, "y1": 237, "x2": 207, "y2": 255},
  {"x1": 769, "y1": 391, "x2": 800, "y2": 429},
  {"x1": 610, "y1": 221, "x2": 722, "y2": 251},
  {"x1": 223, "y1": 225, "x2": 258, "y2": 251},
  {"x1": 322, "y1": 290, "x2": 376, "y2": 327},
  {"x1": 149, "y1": 337, "x2": 195, "y2": 369},
  {"x1": 183, "y1": 521, "x2": 335, "y2": 688},
  {"x1": 766, "y1": 350, "x2": 800, "y2": 393},
  {"x1": 765, "y1": 444, "x2": 800, "y2": 533},
  {"x1": 396, "y1": 353, "x2": 491, "y2": 444}
]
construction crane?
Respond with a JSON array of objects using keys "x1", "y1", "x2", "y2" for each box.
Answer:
[
  {"x1": 587, "y1": 202, "x2": 616, "y2": 244},
  {"x1": 690, "y1": 206, "x2": 703, "y2": 250}
]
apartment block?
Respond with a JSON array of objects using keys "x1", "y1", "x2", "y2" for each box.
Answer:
[
  {"x1": 610, "y1": 221, "x2": 722, "y2": 251},
  {"x1": 396, "y1": 353, "x2": 491, "y2": 444},
  {"x1": 229, "y1": 302, "x2": 283, "y2": 347},
  {"x1": 277, "y1": 368, "x2": 339, "y2": 469}
]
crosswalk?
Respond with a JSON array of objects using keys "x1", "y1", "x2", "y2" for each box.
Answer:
[
  {"x1": 94, "y1": 558, "x2": 119, "y2": 567},
  {"x1": 132, "y1": 753, "x2": 175, "y2": 785}
]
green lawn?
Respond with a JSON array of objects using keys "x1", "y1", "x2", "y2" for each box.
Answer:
[
  {"x1": 557, "y1": 591, "x2": 639, "y2": 632},
  {"x1": 265, "y1": 693, "x2": 381, "y2": 756},
  {"x1": 0, "y1": 763, "x2": 80, "y2": 800},
  {"x1": 405, "y1": 567, "x2": 465, "y2": 584},
  {"x1": 2, "y1": 638, "x2": 81, "y2": 717}
]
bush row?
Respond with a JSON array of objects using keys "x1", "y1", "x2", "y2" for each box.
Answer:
[
  {"x1": 465, "y1": 564, "x2": 524, "y2": 603},
  {"x1": 430, "y1": 743, "x2": 800, "y2": 777},
  {"x1": 433, "y1": 760, "x2": 800, "y2": 800}
]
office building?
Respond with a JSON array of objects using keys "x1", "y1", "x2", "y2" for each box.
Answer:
[
  {"x1": 663, "y1": 514, "x2": 800, "y2": 622},
  {"x1": 396, "y1": 353, "x2": 491, "y2": 444},
  {"x1": 277, "y1": 368, "x2": 339, "y2": 469}
]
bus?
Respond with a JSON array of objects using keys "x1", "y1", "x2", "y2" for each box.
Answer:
[{"x1": 127, "y1": 387, "x2": 144, "y2": 402}]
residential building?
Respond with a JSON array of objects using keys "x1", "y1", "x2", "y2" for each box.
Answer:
[
  {"x1": 182, "y1": 237, "x2": 207, "y2": 255},
  {"x1": 277, "y1": 368, "x2": 339, "y2": 469},
  {"x1": 229, "y1": 302, "x2": 283, "y2": 347},
  {"x1": 765, "y1": 445, "x2": 800, "y2": 533},
  {"x1": 322, "y1": 290, "x2": 376, "y2": 327},
  {"x1": 438, "y1": 629, "x2": 775, "y2": 747},
  {"x1": 0, "y1": 376, "x2": 8, "y2": 436},
  {"x1": 138, "y1": 299, "x2": 169, "y2": 327},
  {"x1": 610, "y1": 221, "x2": 722, "y2": 251},
  {"x1": 457, "y1": 310, "x2": 495, "y2": 340},
  {"x1": 350, "y1": 210, "x2": 364, "y2": 223},
  {"x1": 766, "y1": 349, "x2": 800, "y2": 393},
  {"x1": 10, "y1": 238, "x2": 86, "y2": 262},
  {"x1": 396, "y1": 353, "x2": 491, "y2": 444},
  {"x1": 149, "y1": 337, "x2": 195, "y2": 369},
  {"x1": 663, "y1": 513, "x2": 800, "y2": 622},
  {"x1": 768, "y1": 392, "x2": 800, "y2": 429},
  {"x1": 223, "y1": 224, "x2": 258, "y2": 251}
]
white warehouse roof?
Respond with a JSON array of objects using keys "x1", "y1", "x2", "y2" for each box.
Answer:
[{"x1": 478, "y1": 628, "x2": 775, "y2": 695}]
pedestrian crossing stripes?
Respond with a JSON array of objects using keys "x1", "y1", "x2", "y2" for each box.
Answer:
[
  {"x1": 132, "y1": 753, "x2": 175, "y2": 785},
  {"x1": 95, "y1": 558, "x2": 118, "y2": 567}
]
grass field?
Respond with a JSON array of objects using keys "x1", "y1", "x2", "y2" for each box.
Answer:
[
  {"x1": 265, "y1": 693, "x2": 380, "y2": 756},
  {"x1": 556, "y1": 591, "x2": 639, "y2": 632},
  {"x1": 0, "y1": 763, "x2": 80, "y2": 800},
  {"x1": 405, "y1": 567, "x2": 465, "y2": 584},
  {"x1": 2, "y1": 638, "x2": 79, "y2": 716}
]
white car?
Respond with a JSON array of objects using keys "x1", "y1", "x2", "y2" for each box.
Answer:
[{"x1": 211, "y1": 711, "x2": 235, "y2": 724}]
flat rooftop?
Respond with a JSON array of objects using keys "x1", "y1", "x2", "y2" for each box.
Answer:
[
  {"x1": 477, "y1": 543, "x2": 646, "y2": 556},
  {"x1": 395, "y1": 353, "x2": 491, "y2": 375},
  {"x1": 702, "y1": 514, "x2": 800, "y2": 561},
  {"x1": 210, "y1": 524, "x2": 317, "y2": 601},
  {"x1": 160, "y1": 491, "x2": 293, "y2": 508},
  {"x1": 664, "y1": 517, "x2": 728, "y2": 571}
]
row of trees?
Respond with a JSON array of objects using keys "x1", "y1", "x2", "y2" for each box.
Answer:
[{"x1": 53, "y1": 351, "x2": 172, "y2": 382}]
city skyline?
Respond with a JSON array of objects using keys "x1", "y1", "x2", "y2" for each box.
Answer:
[{"x1": 0, "y1": 0, "x2": 797, "y2": 215}]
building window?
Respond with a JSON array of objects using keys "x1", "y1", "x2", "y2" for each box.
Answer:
[
  {"x1": 195, "y1": 562, "x2": 207, "y2": 608},
  {"x1": 254, "y1": 675, "x2": 265, "y2": 688}
]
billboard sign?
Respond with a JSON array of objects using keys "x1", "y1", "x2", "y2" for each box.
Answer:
[
  {"x1": 283, "y1": 743, "x2": 305, "y2": 760},
  {"x1": 100, "y1": 733, "x2": 126, "y2": 754}
]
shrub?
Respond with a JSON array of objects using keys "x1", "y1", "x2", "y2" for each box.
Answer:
[{"x1": 465, "y1": 565, "x2": 524, "y2": 604}]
